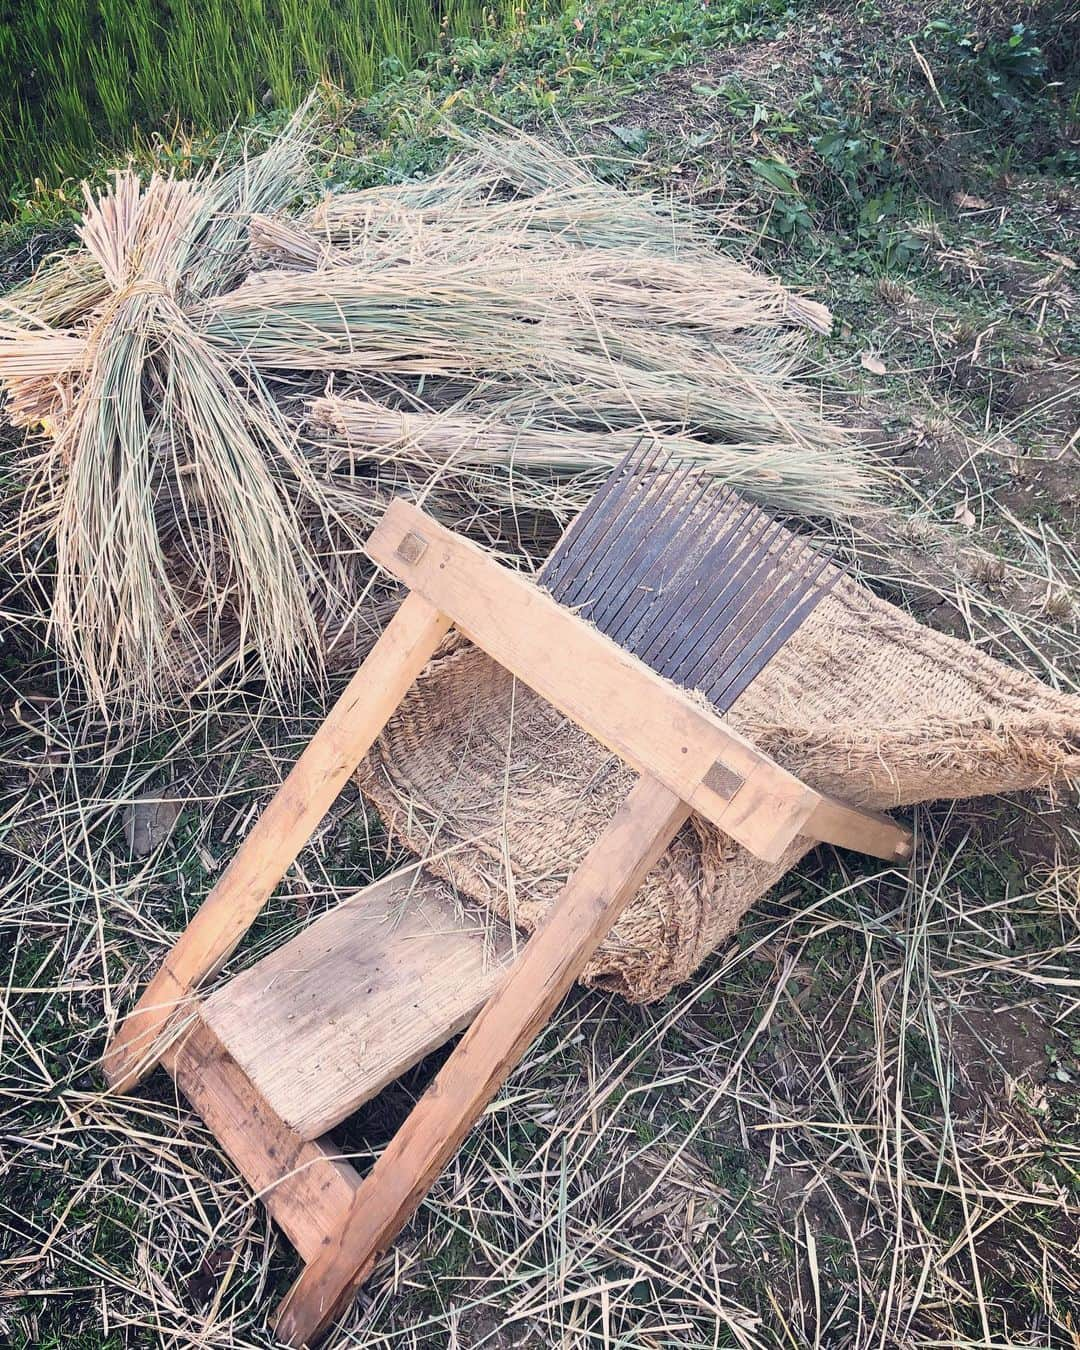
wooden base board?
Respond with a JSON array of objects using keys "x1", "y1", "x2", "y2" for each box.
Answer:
[{"x1": 200, "y1": 866, "x2": 515, "y2": 1140}]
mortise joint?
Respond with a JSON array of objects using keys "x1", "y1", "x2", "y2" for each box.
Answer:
[
  {"x1": 396, "y1": 531, "x2": 428, "y2": 565},
  {"x1": 702, "y1": 760, "x2": 745, "y2": 801}
]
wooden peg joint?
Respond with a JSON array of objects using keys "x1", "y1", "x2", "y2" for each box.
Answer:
[{"x1": 395, "y1": 530, "x2": 428, "y2": 565}]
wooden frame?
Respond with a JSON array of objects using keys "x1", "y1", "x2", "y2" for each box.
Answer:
[{"x1": 104, "y1": 499, "x2": 912, "y2": 1346}]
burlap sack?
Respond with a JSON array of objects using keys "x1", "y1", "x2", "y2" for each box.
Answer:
[{"x1": 356, "y1": 570, "x2": 1080, "y2": 1001}]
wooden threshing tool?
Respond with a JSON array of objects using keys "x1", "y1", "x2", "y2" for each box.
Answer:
[{"x1": 103, "y1": 446, "x2": 912, "y2": 1344}]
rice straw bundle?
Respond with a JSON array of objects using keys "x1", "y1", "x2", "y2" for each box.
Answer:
[
  {"x1": 1, "y1": 120, "x2": 881, "y2": 713},
  {"x1": 309, "y1": 126, "x2": 712, "y2": 260},
  {"x1": 207, "y1": 246, "x2": 847, "y2": 459},
  {"x1": 295, "y1": 129, "x2": 834, "y2": 333},
  {"x1": 309, "y1": 394, "x2": 864, "y2": 520},
  {"x1": 47, "y1": 172, "x2": 324, "y2": 709},
  {"x1": 2, "y1": 105, "x2": 335, "y2": 710}
]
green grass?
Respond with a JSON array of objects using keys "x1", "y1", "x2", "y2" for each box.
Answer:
[
  {"x1": 0, "y1": 0, "x2": 531, "y2": 208},
  {"x1": 0, "y1": 0, "x2": 795, "y2": 228}
]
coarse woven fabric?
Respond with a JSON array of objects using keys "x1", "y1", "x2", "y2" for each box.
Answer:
[{"x1": 355, "y1": 570, "x2": 1080, "y2": 1001}]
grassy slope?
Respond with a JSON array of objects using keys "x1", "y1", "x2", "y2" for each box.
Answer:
[{"x1": 1, "y1": 1, "x2": 1077, "y2": 1347}]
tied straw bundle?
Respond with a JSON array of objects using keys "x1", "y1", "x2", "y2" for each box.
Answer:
[
  {"x1": 1, "y1": 114, "x2": 883, "y2": 715},
  {"x1": 3, "y1": 102, "x2": 336, "y2": 710}
]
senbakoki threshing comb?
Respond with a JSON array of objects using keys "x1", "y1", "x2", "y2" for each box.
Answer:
[
  {"x1": 542, "y1": 440, "x2": 839, "y2": 712},
  {"x1": 103, "y1": 446, "x2": 912, "y2": 1346}
]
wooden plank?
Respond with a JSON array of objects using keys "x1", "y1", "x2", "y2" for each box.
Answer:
[
  {"x1": 272, "y1": 775, "x2": 690, "y2": 1347},
  {"x1": 201, "y1": 866, "x2": 515, "y2": 1140},
  {"x1": 163, "y1": 1016, "x2": 362, "y2": 1265},
  {"x1": 103, "y1": 592, "x2": 452, "y2": 1095},
  {"x1": 366, "y1": 500, "x2": 912, "y2": 865}
]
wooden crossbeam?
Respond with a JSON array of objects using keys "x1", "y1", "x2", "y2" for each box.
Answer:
[
  {"x1": 366, "y1": 500, "x2": 912, "y2": 867},
  {"x1": 163, "y1": 1017, "x2": 362, "y2": 1264}
]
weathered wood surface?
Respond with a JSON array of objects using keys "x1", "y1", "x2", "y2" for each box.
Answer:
[
  {"x1": 103, "y1": 592, "x2": 452, "y2": 1093},
  {"x1": 163, "y1": 1017, "x2": 361, "y2": 1264},
  {"x1": 272, "y1": 775, "x2": 691, "y2": 1347},
  {"x1": 201, "y1": 866, "x2": 515, "y2": 1140},
  {"x1": 805, "y1": 797, "x2": 914, "y2": 860}
]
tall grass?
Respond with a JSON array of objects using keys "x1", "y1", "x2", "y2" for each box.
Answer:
[{"x1": 0, "y1": 0, "x2": 517, "y2": 205}]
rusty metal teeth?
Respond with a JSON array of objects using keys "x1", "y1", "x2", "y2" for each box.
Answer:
[{"x1": 542, "y1": 445, "x2": 835, "y2": 713}]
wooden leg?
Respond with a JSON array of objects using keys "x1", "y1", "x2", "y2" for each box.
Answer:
[
  {"x1": 103, "y1": 592, "x2": 451, "y2": 1093},
  {"x1": 164, "y1": 1017, "x2": 362, "y2": 1264},
  {"x1": 272, "y1": 774, "x2": 689, "y2": 1347}
]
